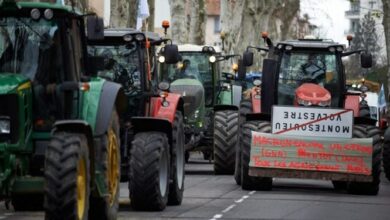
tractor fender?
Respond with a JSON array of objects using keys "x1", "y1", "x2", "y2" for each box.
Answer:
[
  {"x1": 214, "y1": 104, "x2": 238, "y2": 112},
  {"x1": 232, "y1": 84, "x2": 242, "y2": 107},
  {"x1": 345, "y1": 94, "x2": 360, "y2": 117},
  {"x1": 52, "y1": 120, "x2": 95, "y2": 180},
  {"x1": 131, "y1": 117, "x2": 173, "y2": 146},
  {"x1": 150, "y1": 93, "x2": 182, "y2": 123},
  {"x1": 95, "y1": 81, "x2": 126, "y2": 136}
]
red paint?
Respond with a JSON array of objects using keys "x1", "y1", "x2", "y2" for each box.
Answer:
[
  {"x1": 150, "y1": 93, "x2": 181, "y2": 123},
  {"x1": 251, "y1": 88, "x2": 261, "y2": 113},
  {"x1": 346, "y1": 164, "x2": 370, "y2": 175},
  {"x1": 261, "y1": 148, "x2": 286, "y2": 158},
  {"x1": 344, "y1": 95, "x2": 360, "y2": 117},
  {"x1": 295, "y1": 83, "x2": 331, "y2": 105}
]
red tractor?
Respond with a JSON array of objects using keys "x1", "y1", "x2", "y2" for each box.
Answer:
[{"x1": 236, "y1": 35, "x2": 382, "y2": 195}]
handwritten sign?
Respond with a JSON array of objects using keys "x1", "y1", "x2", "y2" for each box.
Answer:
[
  {"x1": 250, "y1": 132, "x2": 373, "y2": 175},
  {"x1": 272, "y1": 106, "x2": 353, "y2": 138}
]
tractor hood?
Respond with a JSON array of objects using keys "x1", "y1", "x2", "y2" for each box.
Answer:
[
  {"x1": 0, "y1": 74, "x2": 30, "y2": 94},
  {"x1": 170, "y1": 79, "x2": 205, "y2": 120}
]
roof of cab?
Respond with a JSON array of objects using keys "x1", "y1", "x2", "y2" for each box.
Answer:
[
  {"x1": 104, "y1": 28, "x2": 161, "y2": 42},
  {"x1": 178, "y1": 44, "x2": 222, "y2": 53},
  {"x1": 1, "y1": 1, "x2": 77, "y2": 14},
  {"x1": 277, "y1": 39, "x2": 345, "y2": 50}
]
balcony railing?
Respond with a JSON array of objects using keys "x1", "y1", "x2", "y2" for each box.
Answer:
[{"x1": 345, "y1": 10, "x2": 360, "y2": 16}]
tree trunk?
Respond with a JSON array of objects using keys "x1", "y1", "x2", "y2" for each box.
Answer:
[
  {"x1": 189, "y1": 0, "x2": 206, "y2": 44},
  {"x1": 147, "y1": 0, "x2": 155, "y2": 32},
  {"x1": 220, "y1": 0, "x2": 299, "y2": 67},
  {"x1": 382, "y1": 0, "x2": 390, "y2": 101},
  {"x1": 128, "y1": 0, "x2": 139, "y2": 28},
  {"x1": 169, "y1": 0, "x2": 189, "y2": 43}
]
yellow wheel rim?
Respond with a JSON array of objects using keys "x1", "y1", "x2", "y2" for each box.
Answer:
[
  {"x1": 107, "y1": 128, "x2": 119, "y2": 206},
  {"x1": 77, "y1": 158, "x2": 87, "y2": 220}
]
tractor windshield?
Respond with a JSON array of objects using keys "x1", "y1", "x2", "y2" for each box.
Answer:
[
  {"x1": 159, "y1": 52, "x2": 212, "y2": 84},
  {"x1": 0, "y1": 17, "x2": 60, "y2": 81},
  {"x1": 88, "y1": 43, "x2": 142, "y2": 95},
  {"x1": 277, "y1": 51, "x2": 341, "y2": 106}
]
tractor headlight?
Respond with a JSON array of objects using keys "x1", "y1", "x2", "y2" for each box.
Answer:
[
  {"x1": 194, "y1": 110, "x2": 200, "y2": 119},
  {"x1": 0, "y1": 116, "x2": 10, "y2": 134},
  {"x1": 158, "y1": 56, "x2": 166, "y2": 63}
]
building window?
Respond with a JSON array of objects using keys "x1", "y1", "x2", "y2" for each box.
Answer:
[{"x1": 214, "y1": 16, "x2": 221, "y2": 33}]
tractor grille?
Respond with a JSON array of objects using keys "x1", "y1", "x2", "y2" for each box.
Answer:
[{"x1": 0, "y1": 94, "x2": 19, "y2": 144}]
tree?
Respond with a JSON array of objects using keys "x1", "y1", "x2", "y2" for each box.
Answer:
[
  {"x1": 169, "y1": 0, "x2": 189, "y2": 43},
  {"x1": 220, "y1": 0, "x2": 300, "y2": 67},
  {"x1": 109, "y1": 0, "x2": 138, "y2": 28},
  {"x1": 382, "y1": 0, "x2": 390, "y2": 99},
  {"x1": 189, "y1": 0, "x2": 207, "y2": 44}
]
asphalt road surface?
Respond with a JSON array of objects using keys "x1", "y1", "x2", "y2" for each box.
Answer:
[{"x1": 1, "y1": 152, "x2": 390, "y2": 220}]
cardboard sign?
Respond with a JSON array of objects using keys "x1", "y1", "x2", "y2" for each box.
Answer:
[
  {"x1": 272, "y1": 106, "x2": 353, "y2": 138},
  {"x1": 250, "y1": 132, "x2": 373, "y2": 175}
]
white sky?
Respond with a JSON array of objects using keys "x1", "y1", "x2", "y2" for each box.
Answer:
[{"x1": 301, "y1": 0, "x2": 350, "y2": 45}]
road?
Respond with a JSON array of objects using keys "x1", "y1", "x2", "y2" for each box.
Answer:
[{"x1": 1, "y1": 152, "x2": 390, "y2": 220}]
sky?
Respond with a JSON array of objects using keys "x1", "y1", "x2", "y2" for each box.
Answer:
[{"x1": 301, "y1": 0, "x2": 350, "y2": 45}]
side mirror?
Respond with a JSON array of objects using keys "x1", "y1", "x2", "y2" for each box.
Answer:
[
  {"x1": 237, "y1": 59, "x2": 246, "y2": 80},
  {"x1": 361, "y1": 52, "x2": 372, "y2": 68},
  {"x1": 162, "y1": 44, "x2": 180, "y2": 64},
  {"x1": 87, "y1": 16, "x2": 104, "y2": 40},
  {"x1": 88, "y1": 56, "x2": 105, "y2": 76},
  {"x1": 243, "y1": 51, "x2": 254, "y2": 66}
]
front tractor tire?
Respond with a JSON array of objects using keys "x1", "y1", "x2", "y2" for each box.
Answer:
[
  {"x1": 383, "y1": 128, "x2": 390, "y2": 181},
  {"x1": 235, "y1": 99, "x2": 252, "y2": 185},
  {"x1": 44, "y1": 133, "x2": 90, "y2": 220},
  {"x1": 241, "y1": 121, "x2": 273, "y2": 191},
  {"x1": 213, "y1": 110, "x2": 239, "y2": 174},
  {"x1": 89, "y1": 111, "x2": 121, "y2": 220},
  {"x1": 168, "y1": 112, "x2": 185, "y2": 205},
  {"x1": 129, "y1": 132, "x2": 170, "y2": 211},
  {"x1": 347, "y1": 124, "x2": 382, "y2": 195}
]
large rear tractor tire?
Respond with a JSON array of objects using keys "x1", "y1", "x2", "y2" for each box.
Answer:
[
  {"x1": 89, "y1": 111, "x2": 121, "y2": 220},
  {"x1": 129, "y1": 132, "x2": 170, "y2": 211},
  {"x1": 168, "y1": 112, "x2": 185, "y2": 205},
  {"x1": 382, "y1": 127, "x2": 390, "y2": 181},
  {"x1": 347, "y1": 124, "x2": 382, "y2": 195},
  {"x1": 241, "y1": 121, "x2": 273, "y2": 191},
  {"x1": 213, "y1": 110, "x2": 238, "y2": 174},
  {"x1": 44, "y1": 133, "x2": 90, "y2": 220},
  {"x1": 235, "y1": 99, "x2": 252, "y2": 185}
]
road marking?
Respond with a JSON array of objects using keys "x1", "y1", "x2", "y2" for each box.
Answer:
[
  {"x1": 210, "y1": 213, "x2": 223, "y2": 220},
  {"x1": 222, "y1": 204, "x2": 236, "y2": 213},
  {"x1": 210, "y1": 190, "x2": 256, "y2": 219}
]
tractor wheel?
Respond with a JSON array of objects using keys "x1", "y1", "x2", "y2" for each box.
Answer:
[
  {"x1": 241, "y1": 121, "x2": 273, "y2": 191},
  {"x1": 89, "y1": 111, "x2": 120, "y2": 220},
  {"x1": 129, "y1": 132, "x2": 170, "y2": 211},
  {"x1": 235, "y1": 99, "x2": 252, "y2": 185},
  {"x1": 11, "y1": 194, "x2": 43, "y2": 211},
  {"x1": 382, "y1": 127, "x2": 390, "y2": 181},
  {"x1": 44, "y1": 133, "x2": 90, "y2": 220},
  {"x1": 347, "y1": 124, "x2": 382, "y2": 195},
  {"x1": 168, "y1": 112, "x2": 185, "y2": 205},
  {"x1": 213, "y1": 110, "x2": 238, "y2": 174}
]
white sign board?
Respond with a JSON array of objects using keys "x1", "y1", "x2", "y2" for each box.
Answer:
[{"x1": 272, "y1": 106, "x2": 353, "y2": 138}]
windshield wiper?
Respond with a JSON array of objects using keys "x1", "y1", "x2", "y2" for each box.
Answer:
[{"x1": 16, "y1": 18, "x2": 53, "y2": 46}]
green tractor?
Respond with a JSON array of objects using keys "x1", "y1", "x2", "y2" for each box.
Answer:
[
  {"x1": 158, "y1": 44, "x2": 244, "y2": 174},
  {"x1": 237, "y1": 35, "x2": 382, "y2": 195},
  {"x1": 0, "y1": 1, "x2": 124, "y2": 219},
  {"x1": 88, "y1": 28, "x2": 185, "y2": 210}
]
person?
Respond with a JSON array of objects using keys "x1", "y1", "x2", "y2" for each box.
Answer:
[{"x1": 178, "y1": 59, "x2": 200, "y2": 80}]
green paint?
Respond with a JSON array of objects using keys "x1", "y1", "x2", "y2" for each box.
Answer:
[
  {"x1": 80, "y1": 78, "x2": 105, "y2": 135},
  {"x1": 250, "y1": 132, "x2": 373, "y2": 175},
  {"x1": 12, "y1": 177, "x2": 44, "y2": 194},
  {"x1": 0, "y1": 74, "x2": 29, "y2": 94}
]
